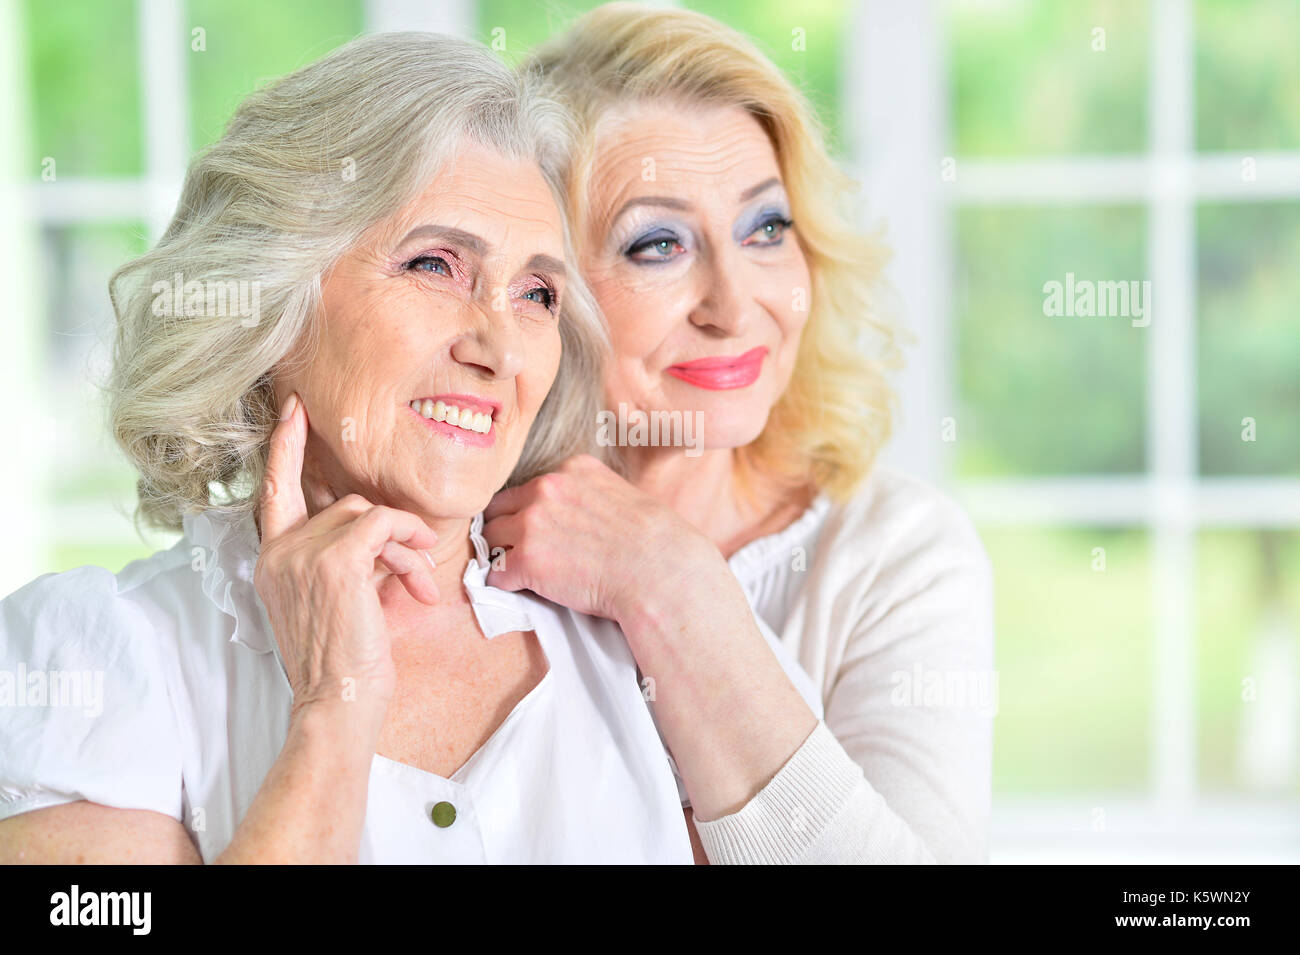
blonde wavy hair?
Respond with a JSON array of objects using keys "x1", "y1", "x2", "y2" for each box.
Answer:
[
  {"x1": 109, "y1": 32, "x2": 605, "y2": 533},
  {"x1": 526, "y1": 3, "x2": 907, "y2": 501}
]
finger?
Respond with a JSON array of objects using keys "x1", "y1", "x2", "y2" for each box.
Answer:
[
  {"x1": 259, "y1": 393, "x2": 308, "y2": 542},
  {"x1": 481, "y1": 511, "x2": 524, "y2": 552},
  {"x1": 482, "y1": 479, "x2": 537, "y2": 521},
  {"x1": 344, "y1": 504, "x2": 439, "y2": 559},
  {"x1": 308, "y1": 492, "x2": 377, "y2": 534},
  {"x1": 485, "y1": 550, "x2": 526, "y2": 592},
  {"x1": 562, "y1": 453, "x2": 604, "y2": 473},
  {"x1": 373, "y1": 541, "x2": 440, "y2": 606}
]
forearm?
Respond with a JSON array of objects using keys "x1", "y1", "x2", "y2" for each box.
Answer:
[
  {"x1": 689, "y1": 720, "x2": 948, "y2": 864},
  {"x1": 619, "y1": 568, "x2": 817, "y2": 822},
  {"x1": 687, "y1": 518, "x2": 997, "y2": 864},
  {"x1": 215, "y1": 702, "x2": 382, "y2": 864}
]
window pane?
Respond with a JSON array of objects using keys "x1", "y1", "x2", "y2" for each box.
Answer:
[
  {"x1": 687, "y1": 0, "x2": 847, "y2": 155},
  {"x1": 187, "y1": 0, "x2": 364, "y2": 150},
  {"x1": 988, "y1": 526, "x2": 1152, "y2": 792},
  {"x1": 1195, "y1": 0, "x2": 1300, "y2": 151},
  {"x1": 954, "y1": 205, "x2": 1148, "y2": 477},
  {"x1": 478, "y1": 1, "x2": 848, "y2": 153},
  {"x1": 25, "y1": 0, "x2": 142, "y2": 177},
  {"x1": 948, "y1": 0, "x2": 1148, "y2": 157},
  {"x1": 1196, "y1": 530, "x2": 1300, "y2": 795},
  {"x1": 40, "y1": 223, "x2": 167, "y2": 575},
  {"x1": 44, "y1": 222, "x2": 147, "y2": 378},
  {"x1": 476, "y1": 0, "x2": 605, "y2": 58},
  {"x1": 1197, "y1": 202, "x2": 1300, "y2": 476}
]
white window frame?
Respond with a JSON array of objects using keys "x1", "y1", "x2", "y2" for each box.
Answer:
[
  {"x1": 11, "y1": 0, "x2": 1298, "y2": 860},
  {"x1": 863, "y1": 0, "x2": 1300, "y2": 861}
]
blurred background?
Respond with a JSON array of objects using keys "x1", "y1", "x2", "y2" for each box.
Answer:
[{"x1": 1, "y1": 0, "x2": 1296, "y2": 862}]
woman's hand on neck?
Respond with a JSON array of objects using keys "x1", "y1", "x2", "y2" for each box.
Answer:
[{"x1": 300, "y1": 449, "x2": 477, "y2": 615}]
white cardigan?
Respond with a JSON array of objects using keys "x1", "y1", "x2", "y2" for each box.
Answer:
[{"x1": 694, "y1": 465, "x2": 996, "y2": 864}]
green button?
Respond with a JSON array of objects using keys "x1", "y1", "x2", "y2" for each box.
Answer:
[{"x1": 430, "y1": 801, "x2": 457, "y2": 828}]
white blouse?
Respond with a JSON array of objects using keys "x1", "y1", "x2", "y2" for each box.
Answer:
[{"x1": 0, "y1": 508, "x2": 696, "y2": 864}]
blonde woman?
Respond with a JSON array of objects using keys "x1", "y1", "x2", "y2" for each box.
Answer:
[
  {"x1": 483, "y1": 3, "x2": 995, "y2": 863},
  {"x1": 0, "y1": 33, "x2": 693, "y2": 864}
]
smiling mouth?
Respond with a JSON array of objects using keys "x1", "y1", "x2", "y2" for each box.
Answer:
[{"x1": 410, "y1": 397, "x2": 496, "y2": 433}]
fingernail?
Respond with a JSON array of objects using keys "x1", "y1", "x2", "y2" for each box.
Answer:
[
  {"x1": 423, "y1": 550, "x2": 437, "y2": 572},
  {"x1": 280, "y1": 393, "x2": 299, "y2": 421}
]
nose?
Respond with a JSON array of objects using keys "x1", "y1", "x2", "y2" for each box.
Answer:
[
  {"x1": 687, "y1": 243, "x2": 752, "y2": 337},
  {"x1": 449, "y1": 286, "x2": 526, "y2": 380}
]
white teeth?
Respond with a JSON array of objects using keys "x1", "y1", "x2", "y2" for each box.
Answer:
[{"x1": 412, "y1": 399, "x2": 492, "y2": 434}]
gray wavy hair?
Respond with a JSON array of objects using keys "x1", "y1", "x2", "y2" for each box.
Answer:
[{"x1": 108, "y1": 31, "x2": 605, "y2": 533}]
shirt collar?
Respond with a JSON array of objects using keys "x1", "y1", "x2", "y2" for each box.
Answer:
[
  {"x1": 462, "y1": 512, "x2": 538, "y2": 639},
  {"x1": 726, "y1": 492, "x2": 832, "y2": 591},
  {"x1": 183, "y1": 508, "x2": 271, "y2": 653},
  {"x1": 183, "y1": 508, "x2": 537, "y2": 656}
]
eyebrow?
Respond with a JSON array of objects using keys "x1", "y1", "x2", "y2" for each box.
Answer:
[
  {"x1": 400, "y1": 225, "x2": 487, "y2": 256},
  {"x1": 610, "y1": 176, "x2": 785, "y2": 221},
  {"x1": 739, "y1": 176, "x2": 782, "y2": 203},
  {"x1": 398, "y1": 225, "x2": 564, "y2": 277},
  {"x1": 610, "y1": 195, "x2": 691, "y2": 219},
  {"x1": 524, "y1": 253, "x2": 566, "y2": 279}
]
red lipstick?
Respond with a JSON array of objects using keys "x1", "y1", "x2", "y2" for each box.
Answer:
[{"x1": 666, "y1": 346, "x2": 768, "y2": 390}]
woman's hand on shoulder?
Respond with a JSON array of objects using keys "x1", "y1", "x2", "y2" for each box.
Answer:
[{"x1": 481, "y1": 454, "x2": 725, "y2": 622}]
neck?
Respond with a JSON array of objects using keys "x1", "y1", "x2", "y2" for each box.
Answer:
[
  {"x1": 622, "y1": 444, "x2": 801, "y2": 557},
  {"x1": 374, "y1": 515, "x2": 478, "y2": 629},
  {"x1": 294, "y1": 454, "x2": 480, "y2": 621}
]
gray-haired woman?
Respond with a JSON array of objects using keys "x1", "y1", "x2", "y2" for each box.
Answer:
[{"x1": 0, "y1": 33, "x2": 691, "y2": 864}]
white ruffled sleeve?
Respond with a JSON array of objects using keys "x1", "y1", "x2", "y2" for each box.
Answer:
[{"x1": 0, "y1": 565, "x2": 185, "y2": 823}]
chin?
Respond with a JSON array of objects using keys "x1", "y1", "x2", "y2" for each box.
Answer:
[
  {"x1": 401, "y1": 468, "x2": 500, "y2": 520},
  {"x1": 418, "y1": 491, "x2": 494, "y2": 522},
  {"x1": 697, "y1": 405, "x2": 772, "y2": 451}
]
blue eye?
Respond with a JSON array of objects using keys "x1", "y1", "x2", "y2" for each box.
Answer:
[
  {"x1": 626, "y1": 230, "x2": 685, "y2": 263},
  {"x1": 743, "y1": 216, "x2": 794, "y2": 247},
  {"x1": 408, "y1": 255, "x2": 451, "y2": 275},
  {"x1": 523, "y1": 285, "x2": 557, "y2": 311}
]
